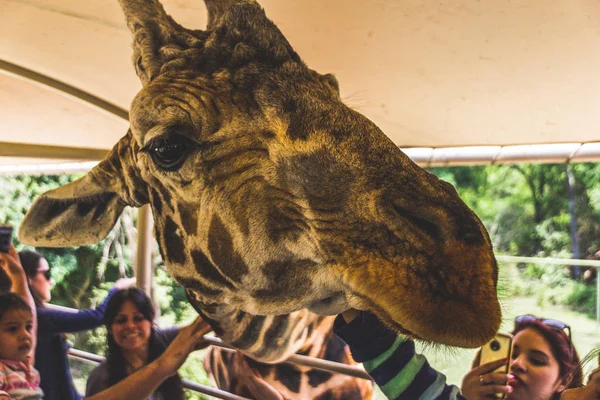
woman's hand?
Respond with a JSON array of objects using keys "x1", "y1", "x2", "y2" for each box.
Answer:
[
  {"x1": 157, "y1": 317, "x2": 212, "y2": 376},
  {"x1": 0, "y1": 244, "x2": 27, "y2": 287},
  {"x1": 236, "y1": 354, "x2": 284, "y2": 400},
  {"x1": 461, "y1": 358, "x2": 513, "y2": 399},
  {"x1": 113, "y1": 277, "x2": 136, "y2": 290}
]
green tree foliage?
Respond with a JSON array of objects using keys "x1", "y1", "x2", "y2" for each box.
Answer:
[{"x1": 430, "y1": 163, "x2": 600, "y2": 260}]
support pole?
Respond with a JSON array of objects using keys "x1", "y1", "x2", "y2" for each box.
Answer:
[
  {"x1": 597, "y1": 270, "x2": 600, "y2": 330},
  {"x1": 135, "y1": 205, "x2": 153, "y2": 294}
]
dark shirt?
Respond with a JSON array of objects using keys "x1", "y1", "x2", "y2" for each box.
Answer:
[
  {"x1": 35, "y1": 288, "x2": 117, "y2": 400},
  {"x1": 85, "y1": 327, "x2": 180, "y2": 399}
]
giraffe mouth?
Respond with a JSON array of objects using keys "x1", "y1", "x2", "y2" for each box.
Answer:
[
  {"x1": 306, "y1": 292, "x2": 348, "y2": 315},
  {"x1": 352, "y1": 292, "x2": 424, "y2": 341}
]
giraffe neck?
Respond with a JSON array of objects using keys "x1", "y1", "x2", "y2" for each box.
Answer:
[{"x1": 204, "y1": 315, "x2": 373, "y2": 399}]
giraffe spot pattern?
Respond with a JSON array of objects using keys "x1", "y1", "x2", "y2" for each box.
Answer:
[
  {"x1": 75, "y1": 199, "x2": 97, "y2": 217},
  {"x1": 275, "y1": 150, "x2": 354, "y2": 221},
  {"x1": 260, "y1": 130, "x2": 276, "y2": 139},
  {"x1": 185, "y1": 291, "x2": 225, "y2": 336},
  {"x1": 190, "y1": 249, "x2": 234, "y2": 290},
  {"x1": 207, "y1": 215, "x2": 248, "y2": 284},
  {"x1": 245, "y1": 357, "x2": 272, "y2": 377},
  {"x1": 163, "y1": 217, "x2": 187, "y2": 265},
  {"x1": 307, "y1": 369, "x2": 332, "y2": 387},
  {"x1": 283, "y1": 98, "x2": 310, "y2": 141},
  {"x1": 177, "y1": 275, "x2": 222, "y2": 297},
  {"x1": 265, "y1": 203, "x2": 304, "y2": 243},
  {"x1": 42, "y1": 199, "x2": 69, "y2": 222},
  {"x1": 275, "y1": 363, "x2": 301, "y2": 393},
  {"x1": 150, "y1": 189, "x2": 163, "y2": 216},
  {"x1": 231, "y1": 315, "x2": 266, "y2": 350},
  {"x1": 250, "y1": 315, "x2": 290, "y2": 360},
  {"x1": 254, "y1": 259, "x2": 314, "y2": 301},
  {"x1": 177, "y1": 201, "x2": 199, "y2": 234},
  {"x1": 235, "y1": 310, "x2": 246, "y2": 323}
]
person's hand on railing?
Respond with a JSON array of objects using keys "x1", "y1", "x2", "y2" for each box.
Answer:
[
  {"x1": 85, "y1": 316, "x2": 212, "y2": 400},
  {"x1": 156, "y1": 316, "x2": 212, "y2": 376},
  {"x1": 113, "y1": 277, "x2": 136, "y2": 290}
]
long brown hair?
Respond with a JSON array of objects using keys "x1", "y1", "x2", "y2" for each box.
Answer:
[{"x1": 104, "y1": 288, "x2": 184, "y2": 400}]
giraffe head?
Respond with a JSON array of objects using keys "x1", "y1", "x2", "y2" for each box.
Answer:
[{"x1": 19, "y1": 0, "x2": 500, "y2": 348}]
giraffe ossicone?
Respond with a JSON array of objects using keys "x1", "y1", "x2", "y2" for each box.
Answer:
[{"x1": 19, "y1": 0, "x2": 501, "y2": 359}]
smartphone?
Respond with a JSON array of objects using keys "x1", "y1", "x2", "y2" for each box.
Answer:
[
  {"x1": 0, "y1": 224, "x2": 13, "y2": 253},
  {"x1": 479, "y1": 332, "x2": 513, "y2": 399}
]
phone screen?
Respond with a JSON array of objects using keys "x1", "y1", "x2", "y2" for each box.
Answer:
[{"x1": 0, "y1": 225, "x2": 13, "y2": 253}]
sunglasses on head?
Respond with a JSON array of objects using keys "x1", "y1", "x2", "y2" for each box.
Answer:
[
  {"x1": 515, "y1": 314, "x2": 572, "y2": 342},
  {"x1": 38, "y1": 269, "x2": 51, "y2": 281}
]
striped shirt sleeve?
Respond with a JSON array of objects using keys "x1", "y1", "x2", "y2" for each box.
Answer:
[{"x1": 333, "y1": 312, "x2": 466, "y2": 400}]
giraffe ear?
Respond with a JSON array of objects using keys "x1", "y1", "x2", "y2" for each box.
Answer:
[
  {"x1": 18, "y1": 173, "x2": 127, "y2": 247},
  {"x1": 18, "y1": 132, "x2": 147, "y2": 248}
]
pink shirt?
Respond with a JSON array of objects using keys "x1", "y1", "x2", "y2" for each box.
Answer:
[{"x1": 0, "y1": 359, "x2": 43, "y2": 399}]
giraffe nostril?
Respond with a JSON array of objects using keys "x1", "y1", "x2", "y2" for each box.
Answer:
[{"x1": 391, "y1": 203, "x2": 441, "y2": 241}]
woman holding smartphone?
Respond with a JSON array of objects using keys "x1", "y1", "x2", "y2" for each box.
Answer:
[
  {"x1": 461, "y1": 315, "x2": 582, "y2": 400},
  {"x1": 335, "y1": 310, "x2": 583, "y2": 400}
]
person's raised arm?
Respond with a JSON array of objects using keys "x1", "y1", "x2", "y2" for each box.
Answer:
[
  {"x1": 84, "y1": 316, "x2": 211, "y2": 400},
  {"x1": 38, "y1": 277, "x2": 135, "y2": 334},
  {"x1": 336, "y1": 309, "x2": 467, "y2": 400},
  {"x1": 0, "y1": 244, "x2": 37, "y2": 363}
]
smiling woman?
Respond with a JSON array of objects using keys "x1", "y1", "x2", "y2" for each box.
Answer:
[{"x1": 85, "y1": 288, "x2": 185, "y2": 400}]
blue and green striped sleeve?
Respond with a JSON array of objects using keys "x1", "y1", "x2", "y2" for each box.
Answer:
[{"x1": 333, "y1": 312, "x2": 466, "y2": 400}]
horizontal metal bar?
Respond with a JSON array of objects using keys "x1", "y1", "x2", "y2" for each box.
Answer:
[
  {"x1": 48, "y1": 302, "x2": 373, "y2": 381},
  {"x1": 0, "y1": 142, "x2": 108, "y2": 161},
  {"x1": 181, "y1": 380, "x2": 251, "y2": 400},
  {"x1": 402, "y1": 142, "x2": 600, "y2": 167},
  {"x1": 69, "y1": 348, "x2": 105, "y2": 363},
  {"x1": 203, "y1": 337, "x2": 373, "y2": 381},
  {"x1": 496, "y1": 255, "x2": 600, "y2": 268},
  {"x1": 0, "y1": 161, "x2": 98, "y2": 176},
  {"x1": 66, "y1": 349, "x2": 251, "y2": 400}
]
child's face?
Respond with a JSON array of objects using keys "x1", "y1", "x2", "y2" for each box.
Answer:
[{"x1": 0, "y1": 308, "x2": 34, "y2": 363}]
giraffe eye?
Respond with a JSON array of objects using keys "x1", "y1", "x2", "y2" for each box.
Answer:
[{"x1": 149, "y1": 135, "x2": 191, "y2": 171}]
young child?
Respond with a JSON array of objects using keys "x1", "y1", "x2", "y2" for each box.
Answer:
[{"x1": 0, "y1": 293, "x2": 43, "y2": 399}]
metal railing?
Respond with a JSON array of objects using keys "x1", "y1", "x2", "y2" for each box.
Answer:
[
  {"x1": 46, "y1": 304, "x2": 372, "y2": 399},
  {"x1": 496, "y1": 254, "x2": 600, "y2": 328},
  {"x1": 53, "y1": 254, "x2": 600, "y2": 398},
  {"x1": 67, "y1": 348, "x2": 251, "y2": 400}
]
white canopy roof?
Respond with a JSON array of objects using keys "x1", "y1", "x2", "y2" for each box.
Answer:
[{"x1": 1, "y1": 0, "x2": 600, "y2": 167}]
